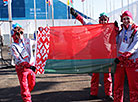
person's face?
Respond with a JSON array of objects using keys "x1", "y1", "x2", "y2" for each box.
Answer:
[
  {"x1": 15, "y1": 29, "x2": 24, "y2": 39},
  {"x1": 122, "y1": 16, "x2": 133, "y2": 26},
  {"x1": 99, "y1": 16, "x2": 108, "y2": 24},
  {"x1": 14, "y1": 26, "x2": 20, "y2": 32}
]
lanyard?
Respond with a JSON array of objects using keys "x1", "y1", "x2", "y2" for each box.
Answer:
[
  {"x1": 20, "y1": 39, "x2": 30, "y2": 60},
  {"x1": 21, "y1": 39, "x2": 25, "y2": 47},
  {"x1": 124, "y1": 30, "x2": 128, "y2": 42}
]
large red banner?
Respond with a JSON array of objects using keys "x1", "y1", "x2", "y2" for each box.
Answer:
[{"x1": 49, "y1": 23, "x2": 117, "y2": 59}]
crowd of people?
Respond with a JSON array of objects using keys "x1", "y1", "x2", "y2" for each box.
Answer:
[{"x1": 10, "y1": 7, "x2": 138, "y2": 102}]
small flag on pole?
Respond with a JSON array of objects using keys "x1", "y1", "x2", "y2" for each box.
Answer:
[
  {"x1": 67, "y1": 0, "x2": 69, "y2": 6},
  {"x1": 67, "y1": 0, "x2": 73, "y2": 7},
  {"x1": 70, "y1": 0, "x2": 73, "y2": 4},
  {"x1": 48, "y1": 0, "x2": 53, "y2": 6},
  {"x1": 46, "y1": 0, "x2": 52, "y2": 6},
  {"x1": 46, "y1": 0, "x2": 48, "y2": 3},
  {"x1": 70, "y1": 0, "x2": 73, "y2": 7},
  {"x1": 3, "y1": 0, "x2": 8, "y2": 6}
]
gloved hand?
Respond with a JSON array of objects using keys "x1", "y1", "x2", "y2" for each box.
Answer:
[
  {"x1": 70, "y1": 7, "x2": 78, "y2": 18},
  {"x1": 30, "y1": 66, "x2": 36, "y2": 72},
  {"x1": 121, "y1": 52, "x2": 132, "y2": 59},
  {"x1": 114, "y1": 56, "x2": 124, "y2": 64},
  {"x1": 114, "y1": 58, "x2": 120, "y2": 64},
  {"x1": 114, "y1": 20, "x2": 118, "y2": 27},
  {"x1": 114, "y1": 52, "x2": 132, "y2": 64},
  {"x1": 114, "y1": 21, "x2": 119, "y2": 35}
]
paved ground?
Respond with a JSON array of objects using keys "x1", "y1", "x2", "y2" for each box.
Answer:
[
  {"x1": 0, "y1": 66, "x2": 105, "y2": 102},
  {"x1": 0, "y1": 66, "x2": 130, "y2": 102},
  {"x1": 0, "y1": 46, "x2": 130, "y2": 102}
]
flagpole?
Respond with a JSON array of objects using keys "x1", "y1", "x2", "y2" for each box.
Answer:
[
  {"x1": 121, "y1": 0, "x2": 124, "y2": 11},
  {"x1": 51, "y1": 0, "x2": 54, "y2": 26},
  {"x1": 8, "y1": 0, "x2": 13, "y2": 65},
  {"x1": 106, "y1": 0, "x2": 108, "y2": 13},
  {"x1": 45, "y1": 0, "x2": 48, "y2": 25},
  {"x1": 92, "y1": 0, "x2": 94, "y2": 18},
  {"x1": 67, "y1": 4, "x2": 68, "y2": 19},
  {"x1": 113, "y1": 0, "x2": 115, "y2": 20},
  {"x1": 67, "y1": 0, "x2": 69, "y2": 25},
  {"x1": 48, "y1": 3, "x2": 50, "y2": 19},
  {"x1": 110, "y1": 0, "x2": 112, "y2": 21},
  {"x1": 128, "y1": 0, "x2": 129, "y2": 10},
  {"x1": 131, "y1": 0, "x2": 133, "y2": 16},
  {"x1": 8, "y1": 0, "x2": 12, "y2": 42},
  {"x1": 89, "y1": 0, "x2": 91, "y2": 19},
  {"x1": 34, "y1": 0, "x2": 37, "y2": 34},
  {"x1": 86, "y1": 0, "x2": 88, "y2": 19},
  {"x1": 83, "y1": 1, "x2": 84, "y2": 18}
]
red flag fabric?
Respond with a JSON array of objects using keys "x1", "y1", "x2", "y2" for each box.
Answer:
[{"x1": 49, "y1": 23, "x2": 117, "y2": 60}]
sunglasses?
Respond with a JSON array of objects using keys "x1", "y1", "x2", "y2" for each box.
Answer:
[
  {"x1": 20, "y1": 31, "x2": 23, "y2": 34},
  {"x1": 123, "y1": 17, "x2": 130, "y2": 20},
  {"x1": 15, "y1": 31, "x2": 23, "y2": 36},
  {"x1": 100, "y1": 19, "x2": 107, "y2": 21}
]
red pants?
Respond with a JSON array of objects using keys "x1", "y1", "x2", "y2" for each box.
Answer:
[
  {"x1": 16, "y1": 65, "x2": 35, "y2": 102},
  {"x1": 90, "y1": 73, "x2": 112, "y2": 96},
  {"x1": 114, "y1": 60, "x2": 138, "y2": 102}
]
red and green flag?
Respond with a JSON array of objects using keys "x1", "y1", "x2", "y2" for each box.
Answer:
[{"x1": 35, "y1": 24, "x2": 117, "y2": 74}]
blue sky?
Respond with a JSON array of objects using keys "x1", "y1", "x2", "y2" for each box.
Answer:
[{"x1": 60, "y1": 0, "x2": 138, "y2": 19}]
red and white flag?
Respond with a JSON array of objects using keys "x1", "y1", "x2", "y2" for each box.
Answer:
[{"x1": 35, "y1": 27, "x2": 50, "y2": 74}]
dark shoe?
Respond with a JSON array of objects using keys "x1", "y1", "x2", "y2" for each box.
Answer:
[
  {"x1": 89, "y1": 95, "x2": 99, "y2": 100},
  {"x1": 104, "y1": 95, "x2": 114, "y2": 101}
]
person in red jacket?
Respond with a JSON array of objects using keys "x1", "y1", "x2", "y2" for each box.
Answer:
[
  {"x1": 70, "y1": 8, "x2": 114, "y2": 101},
  {"x1": 114, "y1": 11, "x2": 138, "y2": 102},
  {"x1": 11, "y1": 23, "x2": 36, "y2": 102}
]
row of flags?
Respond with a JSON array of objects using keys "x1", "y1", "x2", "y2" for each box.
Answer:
[
  {"x1": 66, "y1": 0, "x2": 85, "y2": 8},
  {"x1": 3, "y1": 0, "x2": 85, "y2": 7},
  {"x1": 3, "y1": 0, "x2": 53, "y2": 6},
  {"x1": 67, "y1": 0, "x2": 73, "y2": 7}
]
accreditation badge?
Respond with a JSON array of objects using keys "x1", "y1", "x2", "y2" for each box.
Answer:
[
  {"x1": 119, "y1": 42, "x2": 129, "y2": 53},
  {"x1": 21, "y1": 48, "x2": 29, "y2": 59}
]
